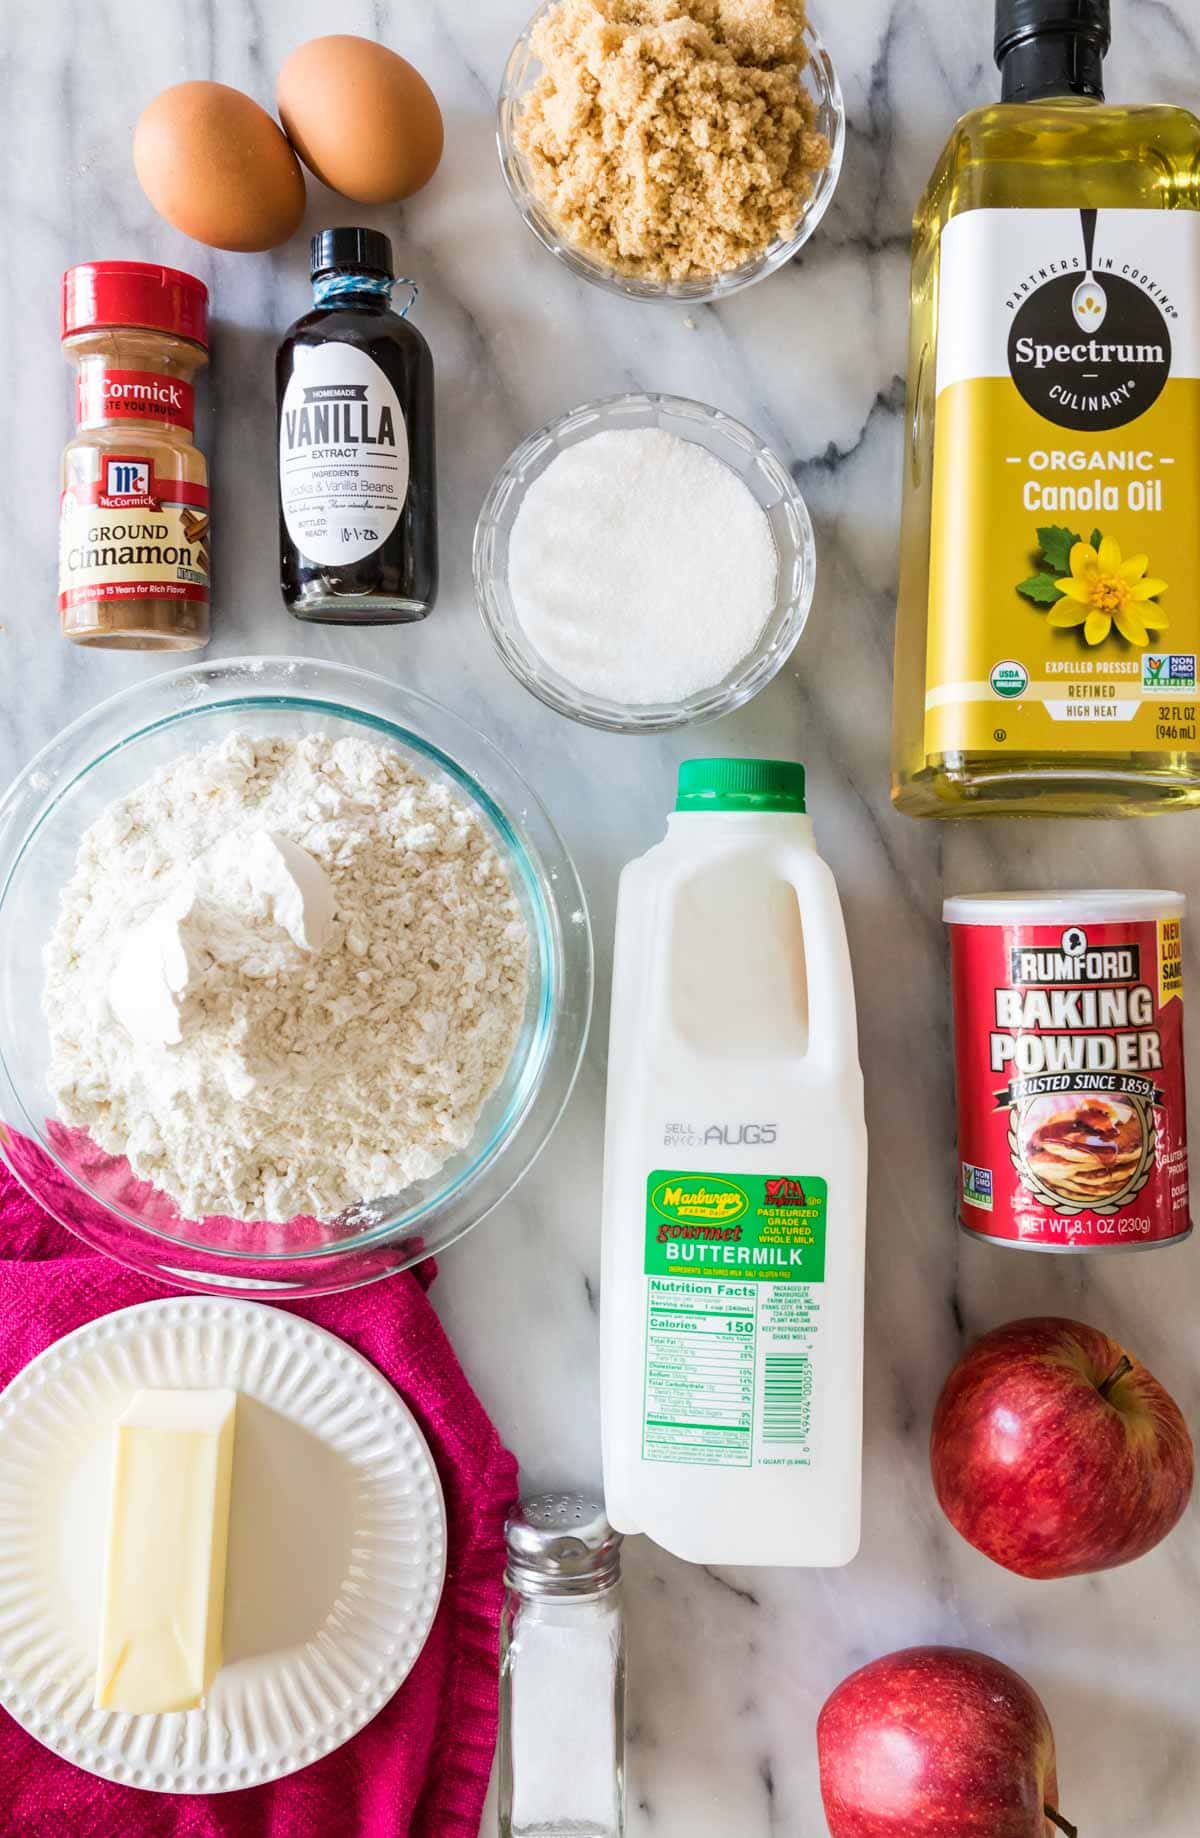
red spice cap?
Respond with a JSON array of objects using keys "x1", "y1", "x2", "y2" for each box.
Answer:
[{"x1": 62, "y1": 262, "x2": 209, "y2": 348}]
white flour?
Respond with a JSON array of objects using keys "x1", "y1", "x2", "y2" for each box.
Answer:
[{"x1": 44, "y1": 733, "x2": 530, "y2": 1222}]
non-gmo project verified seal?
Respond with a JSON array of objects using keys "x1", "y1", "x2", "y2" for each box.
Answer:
[
  {"x1": 1143, "y1": 652, "x2": 1197, "y2": 691},
  {"x1": 962, "y1": 1163, "x2": 993, "y2": 1211}
]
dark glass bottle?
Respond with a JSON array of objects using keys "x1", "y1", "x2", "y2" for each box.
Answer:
[{"x1": 276, "y1": 228, "x2": 437, "y2": 623}]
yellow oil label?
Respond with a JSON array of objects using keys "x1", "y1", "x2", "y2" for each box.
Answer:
[{"x1": 924, "y1": 208, "x2": 1200, "y2": 757}]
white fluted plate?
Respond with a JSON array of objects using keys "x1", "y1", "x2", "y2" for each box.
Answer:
[{"x1": 0, "y1": 1297, "x2": 446, "y2": 1792}]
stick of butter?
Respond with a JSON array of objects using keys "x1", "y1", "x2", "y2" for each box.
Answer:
[{"x1": 95, "y1": 1388, "x2": 238, "y2": 1715}]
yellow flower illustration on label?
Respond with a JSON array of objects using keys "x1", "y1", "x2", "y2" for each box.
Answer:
[
  {"x1": 1052, "y1": 537, "x2": 1169, "y2": 646},
  {"x1": 1016, "y1": 525, "x2": 1168, "y2": 648}
]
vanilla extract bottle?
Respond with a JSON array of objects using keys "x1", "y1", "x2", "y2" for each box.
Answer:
[
  {"x1": 277, "y1": 228, "x2": 437, "y2": 623},
  {"x1": 892, "y1": 0, "x2": 1200, "y2": 817}
]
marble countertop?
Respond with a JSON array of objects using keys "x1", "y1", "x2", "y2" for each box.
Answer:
[{"x1": 4, "y1": 0, "x2": 1199, "y2": 1832}]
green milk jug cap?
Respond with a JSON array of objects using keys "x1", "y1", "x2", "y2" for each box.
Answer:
[{"x1": 676, "y1": 758, "x2": 807, "y2": 814}]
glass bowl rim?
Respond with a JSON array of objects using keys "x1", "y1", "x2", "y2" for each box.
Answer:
[
  {"x1": 473, "y1": 390, "x2": 816, "y2": 733},
  {"x1": 496, "y1": 4, "x2": 846, "y2": 304},
  {"x1": 0, "y1": 655, "x2": 594, "y2": 1268}
]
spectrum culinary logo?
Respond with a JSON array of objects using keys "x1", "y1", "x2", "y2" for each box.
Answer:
[{"x1": 1007, "y1": 209, "x2": 1172, "y2": 431}]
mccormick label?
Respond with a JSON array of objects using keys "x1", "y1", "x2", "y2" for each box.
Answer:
[
  {"x1": 76, "y1": 366, "x2": 195, "y2": 431},
  {"x1": 946, "y1": 903, "x2": 1191, "y2": 1251},
  {"x1": 58, "y1": 455, "x2": 209, "y2": 611},
  {"x1": 925, "y1": 208, "x2": 1200, "y2": 758}
]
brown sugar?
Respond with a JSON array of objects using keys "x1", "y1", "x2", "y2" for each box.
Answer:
[{"x1": 515, "y1": 0, "x2": 831, "y2": 283}]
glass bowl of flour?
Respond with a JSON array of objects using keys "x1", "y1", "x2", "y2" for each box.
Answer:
[
  {"x1": 474, "y1": 393, "x2": 816, "y2": 732},
  {"x1": 0, "y1": 658, "x2": 592, "y2": 1295}
]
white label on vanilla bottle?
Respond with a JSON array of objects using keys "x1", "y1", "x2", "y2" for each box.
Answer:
[{"x1": 279, "y1": 343, "x2": 409, "y2": 566}]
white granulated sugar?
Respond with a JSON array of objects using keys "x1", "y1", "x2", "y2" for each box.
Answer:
[
  {"x1": 508, "y1": 428, "x2": 778, "y2": 705},
  {"x1": 44, "y1": 733, "x2": 530, "y2": 1223}
]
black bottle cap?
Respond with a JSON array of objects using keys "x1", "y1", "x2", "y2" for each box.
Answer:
[
  {"x1": 996, "y1": 0, "x2": 1109, "y2": 99},
  {"x1": 995, "y1": 0, "x2": 1110, "y2": 65},
  {"x1": 999, "y1": 0, "x2": 1109, "y2": 63},
  {"x1": 310, "y1": 227, "x2": 394, "y2": 281}
]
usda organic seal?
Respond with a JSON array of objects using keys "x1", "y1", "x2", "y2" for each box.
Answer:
[{"x1": 990, "y1": 659, "x2": 1029, "y2": 699}]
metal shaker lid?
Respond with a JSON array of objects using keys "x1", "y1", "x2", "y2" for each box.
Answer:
[{"x1": 505, "y1": 1493, "x2": 622, "y2": 1597}]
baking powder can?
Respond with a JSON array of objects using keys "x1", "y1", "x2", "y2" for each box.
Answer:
[{"x1": 944, "y1": 891, "x2": 1191, "y2": 1252}]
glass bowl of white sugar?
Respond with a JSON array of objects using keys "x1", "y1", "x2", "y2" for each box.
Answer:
[
  {"x1": 474, "y1": 393, "x2": 816, "y2": 733},
  {"x1": 0, "y1": 658, "x2": 593, "y2": 1296}
]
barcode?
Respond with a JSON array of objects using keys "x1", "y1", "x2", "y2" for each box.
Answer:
[{"x1": 762, "y1": 1355, "x2": 812, "y2": 1443}]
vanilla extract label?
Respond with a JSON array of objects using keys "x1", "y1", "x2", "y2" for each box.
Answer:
[
  {"x1": 282, "y1": 384, "x2": 398, "y2": 451},
  {"x1": 278, "y1": 342, "x2": 409, "y2": 567},
  {"x1": 925, "y1": 207, "x2": 1200, "y2": 760}
]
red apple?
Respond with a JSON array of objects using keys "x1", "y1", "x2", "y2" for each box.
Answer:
[
  {"x1": 931, "y1": 1316, "x2": 1193, "y2": 1579},
  {"x1": 817, "y1": 1645, "x2": 1072, "y2": 1838}
]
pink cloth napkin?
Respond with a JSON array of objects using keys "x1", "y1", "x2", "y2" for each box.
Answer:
[{"x1": 0, "y1": 1164, "x2": 517, "y2": 1838}]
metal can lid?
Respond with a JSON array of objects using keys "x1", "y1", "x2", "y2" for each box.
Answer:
[
  {"x1": 944, "y1": 889, "x2": 1185, "y2": 927},
  {"x1": 505, "y1": 1493, "x2": 622, "y2": 1597}
]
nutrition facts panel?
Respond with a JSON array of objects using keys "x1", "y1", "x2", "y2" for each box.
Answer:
[
  {"x1": 641, "y1": 1279, "x2": 757, "y2": 1467},
  {"x1": 641, "y1": 1171, "x2": 828, "y2": 1470}
]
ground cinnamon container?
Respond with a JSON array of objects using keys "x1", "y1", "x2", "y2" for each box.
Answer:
[
  {"x1": 59, "y1": 262, "x2": 210, "y2": 649},
  {"x1": 945, "y1": 891, "x2": 1191, "y2": 1252}
]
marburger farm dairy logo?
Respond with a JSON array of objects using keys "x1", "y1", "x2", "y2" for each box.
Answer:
[
  {"x1": 650, "y1": 1175, "x2": 749, "y2": 1227},
  {"x1": 1007, "y1": 208, "x2": 1173, "y2": 431}
]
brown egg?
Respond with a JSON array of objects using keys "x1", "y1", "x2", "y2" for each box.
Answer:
[
  {"x1": 277, "y1": 36, "x2": 444, "y2": 205},
  {"x1": 134, "y1": 82, "x2": 306, "y2": 252}
]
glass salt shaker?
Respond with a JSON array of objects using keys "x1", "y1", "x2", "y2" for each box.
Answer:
[{"x1": 499, "y1": 1493, "x2": 625, "y2": 1838}]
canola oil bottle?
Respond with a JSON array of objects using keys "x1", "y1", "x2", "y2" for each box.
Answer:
[
  {"x1": 892, "y1": 0, "x2": 1200, "y2": 818},
  {"x1": 600, "y1": 761, "x2": 867, "y2": 1567}
]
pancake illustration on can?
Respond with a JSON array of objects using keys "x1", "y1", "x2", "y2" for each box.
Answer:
[{"x1": 1012, "y1": 1092, "x2": 1154, "y2": 1215}]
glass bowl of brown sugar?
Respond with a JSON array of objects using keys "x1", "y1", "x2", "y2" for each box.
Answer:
[{"x1": 497, "y1": 0, "x2": 845, "y2": 304}]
